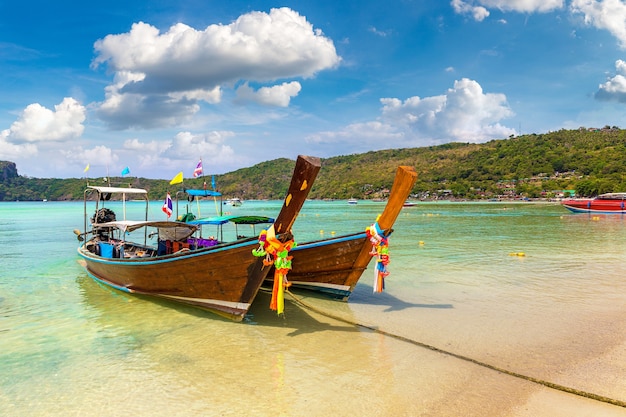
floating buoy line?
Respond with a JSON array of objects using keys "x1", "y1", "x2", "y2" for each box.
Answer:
[{"x1": 285, "y1": 289, "x2": 626, "y2": 409}]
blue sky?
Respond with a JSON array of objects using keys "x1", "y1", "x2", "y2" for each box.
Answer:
[{"x1": 2, "y1": 0, "x2": 626, "y2": 179}]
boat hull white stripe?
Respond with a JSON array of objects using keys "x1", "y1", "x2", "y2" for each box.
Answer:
[
  {"x1": 289, "y1": 281, "x2": 351, "y2": 292},
  {"x1": 158, "y1": 294, "x2": 250, "y2": 311}
]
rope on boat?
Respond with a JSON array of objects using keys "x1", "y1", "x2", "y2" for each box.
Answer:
[{"x1": 285, "y1": 289, "x2": 626, "y2": 409}]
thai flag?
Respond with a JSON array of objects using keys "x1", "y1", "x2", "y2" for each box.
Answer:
[
  {"x1": 193, "y1": 160, "x2": 203, "y2": 178},
  {"x1": 162, "y1": 193, "x2": 173, "y2": 218}
]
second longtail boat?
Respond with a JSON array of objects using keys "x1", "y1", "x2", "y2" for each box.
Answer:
[{"x1": 269, "y1": 165, "x2": 417, "y2": 299}]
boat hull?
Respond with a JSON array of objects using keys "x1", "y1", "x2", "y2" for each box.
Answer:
[
  {"x1": 285, "y1": 232, "x2": 370, "y2": 299},
  {"x1": 78, "y1": 239, "x2": 269, "y2": 321},
  {"x1": 562, "y1": 200, "x2": 626, "y2": 214},
  {"x1": 76, "y1": 155, "x2": 322, "y2": 321}
]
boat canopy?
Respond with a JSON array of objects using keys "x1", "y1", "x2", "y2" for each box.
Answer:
[
  {"x1": 188, "y1": 215, "x2": 274, "y2": 226},
  {"x1": 87, "y1": 186, "x2": 148, "y2": 195},
  {"x1": 94, "y1": 220, "x2": 197, "y2": 240},
  {"x1": 185, "y1": 189, "x2": 222, "y2": 197},
  {"x1": 598, "y1": 192, "x2": 626, "y2": 200}
]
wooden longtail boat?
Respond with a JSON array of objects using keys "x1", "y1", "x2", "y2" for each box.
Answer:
[
  {"x1": 270, "y1": 165, "x2": 418, "y2": 300},
  {"x1": 76, "y1": 155, "x2": 321, "y2": 321}
]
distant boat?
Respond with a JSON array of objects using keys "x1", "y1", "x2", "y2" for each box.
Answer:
[
  {"x1": 403, "y1": 200, "x2": 417, "y2": 207},
  {"x1": 347, "y1": 198, "x2": 358, "y2": 205},
  {"x1": 224, "y1": 198, "x2": 243, "y2": 207},
  {"x1": 75, "y1": 155, "x2": 320, "y2": 321},
  {"x1": 561, "y1": 192, "x2": 626, "y2": 214}
]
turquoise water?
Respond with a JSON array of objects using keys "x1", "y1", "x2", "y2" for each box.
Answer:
[{"x1": 1, "y1": 200, "x2": 625, "y2": 416}]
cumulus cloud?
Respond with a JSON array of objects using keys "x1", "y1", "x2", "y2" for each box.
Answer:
[
  {"x1": 571, "y1": 0, "x2": 626, "y2": 48},
  {"x1": 452, "y1": 0, "x2": 563, "y2": 20},
  {"x1": 235, "y1": 82, "x2": 302, "y2": 106},
  {"x1": 451, "y1": 0, "x2": 490, "y2": 21},
  {"x1": 92, "y1": 8, "x2": 340, "y2": 129},
  {"x1": 595, "y1": 59, "x2": 626, "y2": 102},
  {"x1": 97, "y1": 70, "x2": 201, "y2": 130},
  {"x1": 3, "y1": 97, "x2": 85, "y2": 143},
  {"x1": 62, "y1": 145, "x2": 119, "y2": 169},
  {"x1": 168, "y1": 131, "x2": 235, "y2": 160},
  {"x1": 0, "y1": 133, "x2": 38, "y2": 160},
  {"x1": 307, "y1": 78, "x2": 515, "y2": 151},
  {"x1": 381, "y1": 78, "x2": 515, "y2": 142},
  {"x1": 116, "y1": 131, "x2": 236, "y2": 174}
]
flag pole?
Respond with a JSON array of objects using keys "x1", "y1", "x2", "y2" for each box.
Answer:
[
  {"x1": 196, "y1": 190, "x2": 201, "y2": 218},
  {"x1": 211, "y1": 175, "x2": 220, "y2": 216},
  {"x1": 197, "y1": 157, "x2": 202, "y2": 217}
]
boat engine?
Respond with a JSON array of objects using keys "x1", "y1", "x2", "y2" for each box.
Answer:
[
  {"x1": 91, "y1": 208, "x2": 116, "y2": 240},
  {"x1": 92, "y1": 208, "x2": 116, "y2": 224}
]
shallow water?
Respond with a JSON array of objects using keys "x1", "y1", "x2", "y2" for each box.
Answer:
[{"x1": 1, "y1": 200, "x2": 625, "y2": 416}]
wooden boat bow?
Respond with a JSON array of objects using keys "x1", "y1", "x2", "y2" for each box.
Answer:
[
  {"x1": 342, "y1": 165, "x2": 417, "y2": 292},
  {"x1": 241, "y1": 155, "x2": 321, "y2": 304}
]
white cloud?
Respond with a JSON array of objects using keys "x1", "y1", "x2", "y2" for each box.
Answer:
[
  {"x1": 595, "y1": 59, "x2": 626, "y2": 102},
  {"x1": 480, "y1": 0, "x2": 563, "y2": 12},
  {"x1": 451, "y1": 0, "x2": 490, "y2": 21},
  {"x1": 62, "y1": 145, "x2": 118, "y2": 168},
  {"x1": 0, "y1": 131, "x2": 38, "y2": 160},
  {"x1": 369, "y1": 26, "x2": 392, "y2": 37},
  {"x1": 96, "y1": 70, "x2": 200, "y2": 129},
  {"x1": 123, "y1": 137, "x2": 169, "y2": 153},
  {"x1": 308, "y1": 78, "x2": 515, "y2": 151},
  {"x1": 381, "y1": 78, "x2": 515, "y2": 142},
  {"x1": 168, "y1": 131, "x2": 235, "y2": 161},
  {"x1": 3, "y1": 97, "x2": 85, "y2": 143},
  {"x1": 452, "y1": 0, "x2": 563, "y2": 21},
  {"x1": 571, "y1": 0, "x2": 626, "y2": 48},
  {"x1": 92, "y1": 8, "x2": 340, "y2": 129},
  {"x1": 235, "y1": 82, "x2": 302, "y2": 106},
  {"x1": 307, "y1": 121, "x2": 403, "y2": 144},
  {"x1": 114, "y1": 131, "x2": 237, "y2": 175}
]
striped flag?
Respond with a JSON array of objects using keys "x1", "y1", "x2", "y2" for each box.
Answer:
[
  {"x1": 162, "y1": 193, "x2": 173, "y2": 218},
  {"x1": 193, "y1": 160, "x2": 203, "y2": 178}
]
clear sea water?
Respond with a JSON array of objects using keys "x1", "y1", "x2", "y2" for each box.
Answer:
[{"x1": 1, "y1": 200, "x2": 625, "y2": 416}]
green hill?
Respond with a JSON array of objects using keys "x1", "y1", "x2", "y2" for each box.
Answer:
[{"x1": 1, "y1": 128, "x2": 625, "y2": 201}]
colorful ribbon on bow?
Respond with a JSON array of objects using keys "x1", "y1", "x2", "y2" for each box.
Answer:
[
  {"x1": 365, "y1": 217, "x2": 390, "y2": 293},
  {"x1": 252, "y1": 225, "x2": 296, "y2": 315}
]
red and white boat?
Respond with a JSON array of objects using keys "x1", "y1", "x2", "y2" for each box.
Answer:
[{"x1": 561, "y1": 192, "x2": 626, "y2": 214}]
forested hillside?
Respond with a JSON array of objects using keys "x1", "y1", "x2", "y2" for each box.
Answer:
[{"x1": 1, "y1": 128, "x2": 625, "y2": 201}]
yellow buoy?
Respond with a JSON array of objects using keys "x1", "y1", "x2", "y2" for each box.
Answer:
[
  {"x1": 419, "y1": 241, "x2": 425, "y2": 246},
  {"x1": 509, "y1": 252, "x2": 526, "y2": 257}
]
